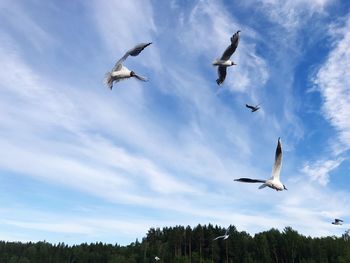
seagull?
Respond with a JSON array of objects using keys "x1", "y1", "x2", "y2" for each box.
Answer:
[
  {"x1": 246, "y1": 104, "x2": 260, "y2": 112},
  {"x1": 155, "y1": 256, "x2": 160, "y2": 261},
  {"x1": 213, "y1": 31, "x2": 240, "y2": 85},
  {"x1": 332, "y1": 219, "x2": 343, "y2": 225},
  {"x1": 213, "y1": 227, "x2": 230, "y2": 240},
  {"x1": 104, "y1": 42, "x2": 152, "y2": 89},
  {"x1": 234, "y1": 138, "x2": 287, "y2": 191}
]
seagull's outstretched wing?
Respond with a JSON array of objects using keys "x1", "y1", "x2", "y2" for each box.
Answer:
[
  {"x1": 271, "y1": 138, "x2": 282, "y2": 180},
  {"x1": 113, "y1": 42, "x2": 152, "y2": 71},
  {"x1": 234, "y1": 178, "x2": 266, "y2": 183},
  {"x1": 213, "y1": 235, "x2": 225, "y2": 240},
  {"x1": 128, "y1": 42, "x2": 152, "y2": 56},
  {"x1": 336, "y1": 219, "x2": 344, "y2": 223},
  {"x1": 224, "y1": 227, "x2": 230, "y2": 235},
  {"x1": 220, "y1": 31, "x2": 240, "y2": 61},
  {"x1": 246, "y1": 104, "x2": 255, "y2": 110},
  {"x1": 216, "y1": 66, "x2": 227, "y2": 85}
]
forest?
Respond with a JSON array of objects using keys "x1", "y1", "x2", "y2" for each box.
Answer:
[{"x1": 0, "y1": 224, "x2": 349, "y2": 263}]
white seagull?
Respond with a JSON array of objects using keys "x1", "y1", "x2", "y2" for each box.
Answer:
[
  {"x1": 213, "y1": 30, "x2": 240, "y2": 85},
  {"x1": 213, "y1": 227, "x2": 230, "y2": 240},
  {"x1": 234, "y1": 138, "x2": 287, "y2": 191},
  {"x1": 155, "y1": 256, "x2": 160, "y2": 261},
  {"x1": 332, "y1": 219, "x2": 343, "y2": 225},
  {"x1": 104, "y1": 42, "x2": 152, "y2": 89}
]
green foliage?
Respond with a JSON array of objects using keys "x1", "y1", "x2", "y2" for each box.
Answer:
[{"x1": 0, "y1": 225, "x2": 349, "y2": 263}]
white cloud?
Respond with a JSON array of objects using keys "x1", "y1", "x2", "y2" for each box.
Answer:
[
  {"x1": 301, "y1": 158, "x2": 344, "y2": 185},
  {"x1": 3, "y1": 220, "x2": 94, "y2": 235},
  {"x1": 313, "y1": 15, "x2": 350, "y2": 151},
  {"x1": 246, "y1": 0, "x2": 333, "y2": 30},
  {"x1": 0, "y1": 1, "x2": 55, "y2": 50}
]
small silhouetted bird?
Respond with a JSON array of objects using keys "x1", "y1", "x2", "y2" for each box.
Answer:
[
  {"x1": 332, "y1": 218, "x2": 343, "y2": 225},
  {"x1": 246, "y1": 104, "x2": 260, "y2": 112}
]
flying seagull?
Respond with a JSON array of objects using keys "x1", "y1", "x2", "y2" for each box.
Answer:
[
  {"x1": 155, "y1": 256, "x2": 160, "y2": 261},
  {"x1": 213, "y1": 227, "x2": 230, "y2": 240},
  {"x1": 234, "y1": 138, "x2": 287, "y2": 191},
  {"x1": 332, "y1": 219, "x2": 343, "y2": 225},
  {"x1": 246, "y1": 104, "x2": 260, "y2": 112},
  {"x1": 213, "y1": 31, "x2": 240, "y2": 85},
  {"x1": 104, "y1": 42, "x2": 152, "y2": 89}
]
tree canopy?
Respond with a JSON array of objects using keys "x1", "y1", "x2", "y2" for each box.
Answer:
[{"x1": 1, "y1": 225, "x2": 349, "y2": 263}]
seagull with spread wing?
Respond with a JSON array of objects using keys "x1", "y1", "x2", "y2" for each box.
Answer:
[
  {"x1": 246, "y1": 104, "x2": 260, "y2": 112},
  {"x1": 213, "y1": 227, "x2": 230, "y2": 240},
  {"x1": 213, "y1": 31, "x2": 240, "y2": 85},
  {"x1": 332, "y1": 219, "x2": 343, "y2": 225},
  {"x1": 104, "y1": 42, "x2": 152, "y2": 89},
  {"x1": 234, "y1": 138, "x2": 287, "y2": 191}
]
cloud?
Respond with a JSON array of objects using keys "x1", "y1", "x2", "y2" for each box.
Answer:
[
  {"x1": 0, "y1": 1, "x2": 55, "y2": 50},
  {"x1": 245, "y1": 0, "x2": 333, "y2": 30},
  {"x1": 0, "y1": 34, "x2": 202, "y2": 208},
  {"x1": 3, "y1": 220, "x2": 94, "y2": 235},
  {"x1": 301, "y1": 158, "x2": 344, "y2": 185},
  {"x1": 313, "y1": 15, "x2": 350, "y2": 152}
]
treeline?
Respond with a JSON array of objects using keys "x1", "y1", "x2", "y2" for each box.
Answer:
[{"x1": 1, "y1": 224, "x2": 350, "y2": 263}]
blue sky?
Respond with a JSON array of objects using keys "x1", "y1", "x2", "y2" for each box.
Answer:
[{"x1": 0, "y1": 0, "x2": 350, "y2": 245}]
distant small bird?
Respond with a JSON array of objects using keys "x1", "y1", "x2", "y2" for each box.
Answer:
[
  {"x1": 104, "y1": 42, "x2": 152, "y2": 89},
  {"x1": 155, "y1": 256, "x2": 160, "y2": 261},
  {"x1": 213, "y1": 31, "x2": 240, "y2": 85},
  {"x1": 234, "y1": 138, "x2": 287, "y2": 191},
  {"x1": 213, "y1": 227, "x2": 230, "y2": 240},
  {"x1": 332, "y1": 219, "x2": 343, "y2": 225},
  {"x1": 246, "y1": 104, "x2": 260, "y2": 112}
]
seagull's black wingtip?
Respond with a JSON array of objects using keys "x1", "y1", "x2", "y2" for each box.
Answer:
[{"x1": 216, "y1": 79, "x2": 223, "y2": 85}]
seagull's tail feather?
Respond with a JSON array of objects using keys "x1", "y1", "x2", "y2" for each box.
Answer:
[
  {"x1": 258, "y1": 184, "x2": 268, "y2": 189},
  {"x1": 133, "y1": 74, "x2": 148, "y2": 82},
  {"x1": 104, "y1": 72, "x2": 113, "y2": 90}
]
